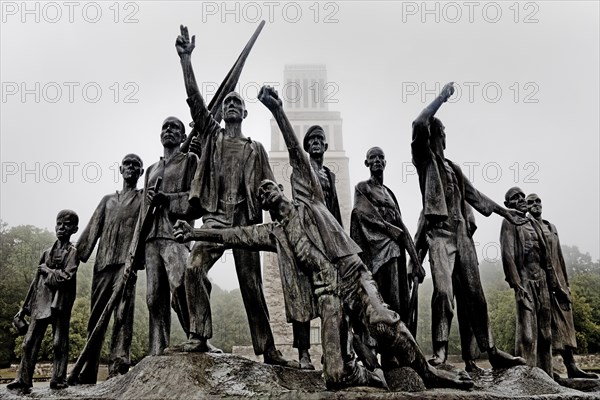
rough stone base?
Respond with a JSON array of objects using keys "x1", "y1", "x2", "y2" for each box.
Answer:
[
  {"x1": 555, "y1": 376, "x2": 600, "y2": 393},
  {"x1": 1, "y1": 352, "x2": 599, "y2": 399},
  {"x1": 233, "y1": 343, "x2": 324, "y2": 370}
]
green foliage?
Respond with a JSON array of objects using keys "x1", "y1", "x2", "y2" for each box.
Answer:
[
  {"x1": 570, "y1": 273, "x2": 600, "y2": 353},
  {"x1": 0, "y1": 221, "x2": 56, "y2": 366},
  {"x1": 130, "y1": 272, "x2": 149, "y2": 363},
  {"x1": 486, "y1": 288, "x2": 516, "y2": 354},
  {"x1": 209, "y1": 285, "x2": 252, "y2": 353},
  {"x1": 68, "y1": 297, "x2": 92, "y2": 360}
]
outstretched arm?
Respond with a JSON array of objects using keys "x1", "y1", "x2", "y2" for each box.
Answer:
[
  {"x1": 462, "y1": 176, "x2": 528, "y2": 226},
  {"x1": 173, "y1": 220, "x2": 276, "y2": 252}
]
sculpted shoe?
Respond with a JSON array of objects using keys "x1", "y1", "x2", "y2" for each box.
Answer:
[
  {"x1": 465, "y1": 359, "x2": 484, "y2": 373},
  {"x1": 182, "y1": 337, "x2": 222, "y2": 353},
  {"x1": 264, "y1": 348, "x2": 300, "y2": 369},
  {"x1": 567, "y1": 365, "x2": 599, "y2": 379},
  {"x1": 206, "y1": 342, "x2": 223, "y2": 354},
  {"x1": 50, "y1": 381, "x2": 69, "y2": 390},
  {"x1": 488, "y1": 346, "x2": 526, "y2": 369},
  {"x1": 428, "y1": 341, "x2": 448, "y2": 366},
  {"x1": 7, "y1": 380, "x2": 32, "y2": 394},
  {"x1": 66, "y1": 373, "x2": 79, "y2": 386}
]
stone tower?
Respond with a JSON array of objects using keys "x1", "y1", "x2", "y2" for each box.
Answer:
[{"x1": 261, "y1": 64, "x2": 351, "y2": 365}]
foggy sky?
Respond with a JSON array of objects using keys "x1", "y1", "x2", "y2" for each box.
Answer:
[{"x1": 1, "y1": 1, "x2": 598, "y2": 291}]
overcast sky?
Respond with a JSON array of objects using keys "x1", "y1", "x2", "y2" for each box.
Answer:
[{"x1": 1, "y1": 1, "x2": 598, "y2": 291}]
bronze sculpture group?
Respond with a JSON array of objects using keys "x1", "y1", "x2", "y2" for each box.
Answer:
[{"x1": 7, "y1": 24, "x2": 597, "y2": 394}]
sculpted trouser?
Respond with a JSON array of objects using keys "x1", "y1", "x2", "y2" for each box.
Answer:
[
  {"x1": 292, "y1": 321, "x2": 311, "y2": 350},
  {"x1": 186, "y1": 218, "x2": 275, "y2": 355},
  {"x1": 374, "y1": 256, "x2": 409, "y2": 322},
  {"x1": 80, "y1": 263, "x2": 135, "y2": 383},
  {"x1": 515, "y1": 275, "x2": 552, "y2": 376},
  {"x1": 145, "y1": 239, "x2": 190, "y2": 355},
  {"x1": 17, "y1": 310, "x2": 71, "y2": 387},
  {"x1": 427, "y1": 226, "x2": 494, "y2": 353},
  {"x1": 320, "y1": 255, "x2": 439, "y2": 388},
  {"x1": 454, "y1": 276, "x2": 481, "y2": 361}
]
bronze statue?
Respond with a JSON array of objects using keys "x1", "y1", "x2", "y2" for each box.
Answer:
[
  {"x1": 302, "y1": 125, "x2": 343, "y2": 225},
  {"x1": 527, "y1": 193, "x2": 598, "y2": 379},
  {"x1": 276, "y1": 125, "x2": 343, "y2": 371},
  {"x1": 411, "y1": 82, "x2": 527, "y2": 369},
  {"x1": 176, "y1": 26, "x2": 294, "y2": 367},
  {"x1": 500, "y1": 187, "x2": 566, "y2": 377},
  {"x1": 350, "y1": 146, "x2": 424, "y2": 370},
  {"x1": 7, "y1": 210, "x2": 80, "y2": 393},
  {"x1": 71, "y1": 154, "x2": 144, "y2": 383},
  {"x1": 174, "y1": 86, "x2": 474, "y2": 391},
  {"x1": 144, "y1": 115, "x2": 199, "y2": 356},
  {"x1": 285, "y1": 125, "x2": 344, "y2": 370}
]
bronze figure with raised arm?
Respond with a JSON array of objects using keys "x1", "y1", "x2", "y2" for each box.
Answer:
[
  {"x1": 174, "y1": 86, "x2": 474, "y2": 391},
  {"x1": 176, "y1": 26, "x2": 295, "y2": 367},
  {"x1": 411, "y1": 82, "x2": 528, "y2": 369}
]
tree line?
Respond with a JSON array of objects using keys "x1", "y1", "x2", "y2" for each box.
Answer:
[{"x1": 0, "y1": 221, "x2": 598, "y2": 367}]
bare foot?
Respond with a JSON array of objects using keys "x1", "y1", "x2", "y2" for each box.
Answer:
[{"x1": 423, "y1": 365, "x2": 474, "y2": 390}]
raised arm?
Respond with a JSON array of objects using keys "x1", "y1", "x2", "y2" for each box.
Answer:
[
  {"x1": 258, "y1": 85, "x2": 323, "y2": 200},
  {"x1": 411, "y1": 82, "x2": 454, "y2": 164},
  {"x1": 258, "y1": 86, "x2": 306, "y2": 168},
  {"x1": 414, "y1": 82, "x2": 454, "y2": 126},
  {"x1": 176, "y1": 25, "x2": 220, "y2": 151},
  {"x1": 177, "y1": 25, "x2": 200, "y2": 99}
]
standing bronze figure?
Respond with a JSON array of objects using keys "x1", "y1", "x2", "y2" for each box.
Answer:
[
  {"x1": 73, "y1": 154, "x2": 144, "y2": 383},
  {"x1": 411, "y1": 82, "x2": 527, "y2": 369},
  {"x1": 351, "y1": 146, "x2": 424, "y2": 370},
  {"x1": 527, "y1": 193, "x2": 598, "y2": 379},
  {"x1": 177, "y1": 26, "x2": 294, "y2": 367},
  {"x1": 144, "y1": 115, "x2": 198, "y2": 355},
  {"x1": 500, "y1": 187, "x2": 567, "y2": 376},
  {"x1": 8, "y1": 211, "x2": 80, "y2": 393}
]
